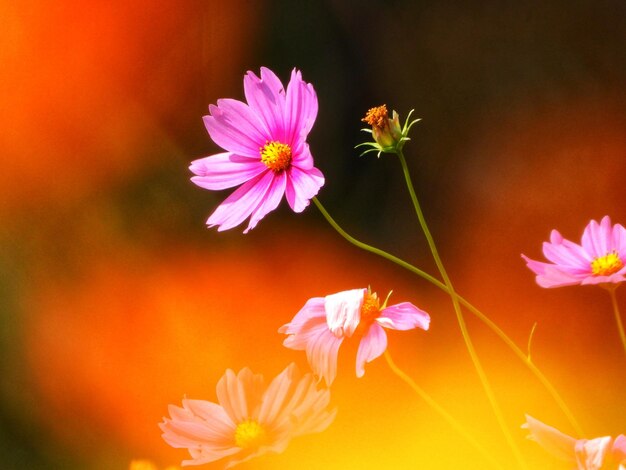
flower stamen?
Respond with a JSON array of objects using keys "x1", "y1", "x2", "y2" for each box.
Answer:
[
  {"x1": 355, "y1": 291, "x2": 381, "y2": 336},
  {"x1": 234, "y1": 419, "x2": 267, "y2": 449},
  {"x1": 362, "y1": 105, "x2": 389, "y2": 129},
  {"x1": 591, "y1": 252, "x2": 624, "y2": 276},
  {"x1": 260, "y1": 141, "x2": 292, "y2": 172}
]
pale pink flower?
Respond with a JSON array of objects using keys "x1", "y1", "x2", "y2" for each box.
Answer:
[
  {"x1": 523, "y1": 415, "x2": 626, "y2": 469},
  {"x1": 523, "y1": 216, "x2": 626, "y2": 288},
  {"x1": 190, "y1": 67, "x2": 324, "y2": 233},
  {"x1": 279, "y1": 288, "x2": 430, "y2": 386},
  {"x1": 160, "y1": 364, "x2": 335, "y2": 468}
]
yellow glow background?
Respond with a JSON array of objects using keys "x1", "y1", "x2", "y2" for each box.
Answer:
[{"x1": 1, "y1": 1, "x2": 625, "y2": 469}]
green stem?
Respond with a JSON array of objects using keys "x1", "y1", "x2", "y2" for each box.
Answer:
[
  {"x1": 395, "y1": 149, "x2": 528, "y2": 470},
  {"x1": 608, "y1": 287, "x2": 626, "y2": 357},
  {"x1": 383, "y1": 350, "x2": 503, "y2": 469},
  {"x1": 312, "y1": 196, "x2": 584, "y2": 438}
]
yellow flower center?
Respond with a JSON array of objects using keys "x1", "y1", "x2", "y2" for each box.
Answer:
[
  {"x1": 260, "y1": 141, "x2": 292, "y2": 172},
  {"x1": 234, "y1": 420, "x2": 267, "y2": 449},
  {"x1": 355, "y1": 291, "x2": 381, "y2": 336},
  {"x1": 591, "y1": 252, "x2": 624, "y2": 276},
  {"x1": 362, "y1": 105, "x2": 388, "y2": 128}
]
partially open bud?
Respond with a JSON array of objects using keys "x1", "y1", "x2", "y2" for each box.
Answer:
[
  {"x1": 362, "y1": 105, "x2": 402, "y2": 148},
  {"x1": 357, "y1": 105, "x2": 420, "y2": 157}
]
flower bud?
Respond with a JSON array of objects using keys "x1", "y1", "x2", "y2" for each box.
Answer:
[{"x1": 357, "y1": 105, "x2": 420, "y2": 157}]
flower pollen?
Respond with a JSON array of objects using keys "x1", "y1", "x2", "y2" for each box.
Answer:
[
  {"x1": 234, "y1": 420, "x2": 267, "y2": 449},
  {"x1": 260, "y1": 141, "x2": 292, "y2": 172},
  {"x1": 591, "y1": 252, "x2": 624, "y2": 276},
  {"x1": 362, "y1": 105, "x2": 388, "y2": 129},
  {"x1": 355, "y1": 291, "x2": 381, "y2": 336}
]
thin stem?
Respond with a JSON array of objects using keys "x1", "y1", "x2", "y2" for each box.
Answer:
[
  {"x1": 395, "y1": 149, "x2": 528, "y2": 470},
  {"x1": 312, "y1": 196, "x2": 584, "y2": 437},
  {"x1": 608, "y1": 287, "x2": 626, "y2": 357},
  {"x1": 383, "y1": 350, "x2": 503, "y2": 469}
]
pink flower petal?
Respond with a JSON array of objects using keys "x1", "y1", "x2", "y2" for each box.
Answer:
[
  {"x1": 278, "y1": 297, "x2": 325, "y2": 335},
  {"x1": 575, "y1": 436, "x2": 613, "y2": 470},
  {"x1": 308, "y1": 324, "x2": 343, "y2": 386},
  {"x1": 190, "y1": 153, "x2": 267, "y2": 191},
  {"x1": 206, "y1": 171, "x2": 275, "y2": 232},
  {"x1": 613, "y1": 435, "x2": 626, "y2": 462},
  {"x1": 542, "y1": 240, "x2": 590, "y2": 270},
  {"x1": 325, "y1": 288, "x2": 365, "y2": 338},
  {"x1": 522, "y1": 415, "x2": 576, "y2": 462},
  {"x1": 280, "y1": 298, "x2": 343, "y2": 386},
  {"x1": 216, "y1": 368, "x2": 265, "y2": 424},
  {"x1": 522, "y1": 255, "x2": 585, "y2": 288},
  {"x1": 183, "y1": 399, "x2": 236, "y2": 431},
  {"x1": 244, "y1": 171, "x2": 287, "y2": 234},
  {"x1": 581, "y1": 217, "x2": 614, "y2": 259},
  {"x1": 203, "y1": 99, "x2": 267, "y2": 158},
  {"x1": 285, "y1": 69, "x2": 318, "y2": 147},
  {"x1": 378, "y1": 302, "x2": 430, "y2": 331},
  {"x1": 280, "y1": 373, "x2": 335, "y2": 436},
  {"x1": 355, "y1": 323, "x2": 388, "y2": 378},
  {"x1": 613, "y1": 223, "x2": 626, "y2": 257},
  {"x1": 243, "y1": 67, "x2": 286, "y2": 141},
  {"x1": 256, "y1": 363, "x2": 297, "y2": 425},
  {"x1": 285, "y1": 166, "x2": 324, "y2": 213},
  {"x1": 291, "y1": 142, "x2": 314, "y2": 170}
]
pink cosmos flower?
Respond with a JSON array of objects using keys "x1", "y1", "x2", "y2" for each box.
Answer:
[
  {"x1": 523, "y1": 415, "x2": 626, "y2": 469},
  {"x1": 160, "y1": 363, "x2": 335, "y2": 468},
  {"x1": 523, "y1": 216, "x2": 626, "y2": 288},
  {"x1": 279, "y1": 288, "x2": 430, "y2": 386},
  {"x1": 190, "y1": 67, "x2": 324, "y2": 233}
]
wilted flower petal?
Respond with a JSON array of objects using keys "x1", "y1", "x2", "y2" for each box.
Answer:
[{"x1": 280, "y1": 288, "x2": 430, "y2": 386}]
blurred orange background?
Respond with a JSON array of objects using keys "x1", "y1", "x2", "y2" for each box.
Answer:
[{"x1": 1, "y1": 1, "x2": 625, "y2": 469}]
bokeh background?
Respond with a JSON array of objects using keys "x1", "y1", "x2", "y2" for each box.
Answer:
[{"x1": 1, "y1": 1, "x2": 625, "y2": 468}]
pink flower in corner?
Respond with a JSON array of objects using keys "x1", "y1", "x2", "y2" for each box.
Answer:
[
  {"x1": 160, "y1": 364, "x2": 335, "y2": 468},
  {"x1": 190, "y1": 67, "x2": 324, "y2": 233},
  {"x1": 279, "y1": 288, "x2": 430, "y2": 386},
  {"x1": 523, "y1": 415, "x2": 626, "y2": 469},
  {"x1": 523, "y1": 216, "x2": 626, "y2": 288}
]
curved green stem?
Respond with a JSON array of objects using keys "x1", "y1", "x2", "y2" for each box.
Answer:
[
  {"x1": 608, "y1": 287, "x2": 626, "y2": 357},
  {"x1": 383, "y1": 350, "x2": 503, "y2": 469},
  {"x1": 312, "y1": 196, "x2": 584, "y2": 438},
  {"x1": 395, "y1": 150, "x2": 527, "y2": 469}
]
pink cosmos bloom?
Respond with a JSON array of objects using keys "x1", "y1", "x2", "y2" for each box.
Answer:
[
  {"x1": 522, "y1": 216, "x2": 626, "y2": 288},
  {"x1": 523, "y1": 415, "x2": 626, "y2": 469},
  {"x1": 279, "y1": 288, "x2": 430, "y2": 386},
  {"x1": 190, "y1": 67, "x2": 324, "y2": 233},
  {"x1": 160, "y1": 363, "x2": 335, "y2": 468}
]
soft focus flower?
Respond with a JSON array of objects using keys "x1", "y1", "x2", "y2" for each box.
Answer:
[
  {"x1": 523, "y1": 415, "x2": 626, "y2": 469},
  {"x1": 160, "y1": 363, "x2": 335, "y2": 468},
  {"x1": 357, "y1": 105, "x2": 420, "y2": 157},
  {"x1": 190, "y1": 67, "x2": 324, "y2": 233},
  {"x1": 129, "y1": 460, "x2": 179, "y2": 470},
  {"x1": 279, "y1": 288, "x2": 430, "y2": 386},
  {"x1": 522, "y1": 216, "x2": 626, "y2": 288}
]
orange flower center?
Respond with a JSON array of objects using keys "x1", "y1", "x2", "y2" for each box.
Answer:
[
  {"x1": 355, "y1": 292, "x2": 381, "y2": 336},
  {"x1": 362, "y1": 105, "x2": 388, "y2": 128},
  {"x1": 591, "y1": 252, "x2": 623, "y2": 276},
  {"x1": 234, "y1": 419, "x2": 267, "y2": 449},
  {"x1": 260, "y1": 141, "x2": 292, "y2": 172}
]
